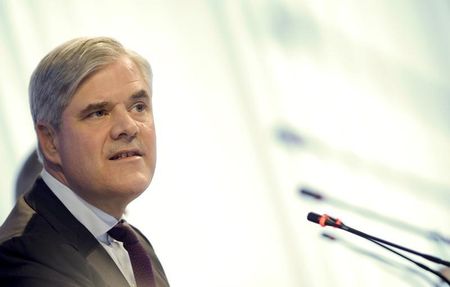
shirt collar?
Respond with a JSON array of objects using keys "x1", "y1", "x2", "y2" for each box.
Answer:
[{"x1": 41, "y1": 169, "x2": 120, "y2": 243}]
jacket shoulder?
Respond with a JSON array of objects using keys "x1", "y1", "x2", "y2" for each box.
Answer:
[{"x1": 0, "y1": 196, "x2": 36, "y2": 244}]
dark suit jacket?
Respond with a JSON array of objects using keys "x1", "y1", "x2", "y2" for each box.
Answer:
[{"x1": 0, "y1": 178, "x2": 170, "y2": 287}]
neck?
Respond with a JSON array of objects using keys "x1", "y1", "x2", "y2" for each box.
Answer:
[{"x1": 42, "y1": 165, "x2": 127, "y2": 219}]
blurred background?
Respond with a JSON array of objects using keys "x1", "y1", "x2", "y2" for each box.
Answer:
[{"x1": 1, "y1": 0, "x2": 449, "y2": 286}]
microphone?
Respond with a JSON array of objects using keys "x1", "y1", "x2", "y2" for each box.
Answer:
[
  {"x1": 307, "y1": 212, "x2": 450, "y2": 266},
  {"x1": 301, "y1": 187, "x2": 450, "y2": 245},
  {"x1": 307, "y1": 212, "x2": 450, "y2": 285}
]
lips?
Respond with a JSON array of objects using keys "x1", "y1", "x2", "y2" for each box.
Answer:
[{"x1": 109, "y1": 149, "x2": 143, "y2": 160}]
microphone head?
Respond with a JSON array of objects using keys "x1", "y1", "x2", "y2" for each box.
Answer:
[
  {"x1": 307, "y1": 212, "x2": 344, "y2": 228},
  {"x1": 307, "y1": 212, "x2": 322, "y2": 224}
]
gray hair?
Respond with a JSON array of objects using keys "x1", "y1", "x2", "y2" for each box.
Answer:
[
  {"x1": 29, "y1": 36, "x2": 152, "y2": 129},
  {"x1": 29, "y1": 37, "x2": 152, "y2": 162}
]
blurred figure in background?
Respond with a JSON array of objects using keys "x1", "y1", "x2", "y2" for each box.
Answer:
[
  {"x1": 0, "y1": 37, "x2": 169, "y2": 287},
  {"x1": 15, "y1": 149, "x2": 42, "y2": 200}
]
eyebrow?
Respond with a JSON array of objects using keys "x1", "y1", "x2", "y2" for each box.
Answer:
[
  {"x1": 130, "y1": 89, "x2": 150, "y2": 102},
  {"x1": 78, "y1": 101, "x2": 111, "y2": 118},
  {"x1": 77, "y1": 90, "x2": 150, "y2": 118}
]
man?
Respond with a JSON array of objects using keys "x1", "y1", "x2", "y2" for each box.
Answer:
[{"x1": 0, "y1": 37, "x2": 170, "y2": 287}]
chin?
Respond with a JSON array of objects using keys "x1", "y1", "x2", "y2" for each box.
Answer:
[
  {"x1": 101, "y1": 166, "x2": 153, "y2": 197},
  {"x1": 114, "y1": 174, "x2": 151, "y2": 195}
]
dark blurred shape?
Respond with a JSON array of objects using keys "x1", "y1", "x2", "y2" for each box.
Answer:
[
  {"x1": 15, "y1": 149, "x2": 42, "y2": 200},
  {"x1": 300, "y1": 187, "x2": 323, "y2": 200},
  {"x1": 275, "y1": 126, "x2": 304, "y2": 146}
]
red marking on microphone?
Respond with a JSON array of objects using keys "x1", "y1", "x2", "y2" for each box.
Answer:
[
  {"x1": 319, "y1": 214, "x2": 329, "y2": 227},
  {"x1": 335, "y1": 219, "x2": 342, "y2": 227}
]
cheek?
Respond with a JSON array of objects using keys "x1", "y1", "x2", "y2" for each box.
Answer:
[
  {"x1": 140, "y1": 122, "x2": 156, "y2": 143},
  {"x1": 139, "y1": 124, "x2": 157, "y2": 165},
  {"x1": 60, "y1": 130, "x2": 104, "y2": 162}
]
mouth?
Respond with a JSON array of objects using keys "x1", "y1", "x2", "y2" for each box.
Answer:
[{"x1": 109, "y1": 149, "x2": 143, "y2": 160}]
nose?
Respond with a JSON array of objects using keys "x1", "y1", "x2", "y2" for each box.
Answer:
[{"x1": 110, "y1": 108, "x2": 138, "y2": 141}]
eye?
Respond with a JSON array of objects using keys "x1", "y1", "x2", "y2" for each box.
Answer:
[
  {"x1": 133, "y1": 103, "x2": 147, "y2": 112},
  {"x1": 88, "y1": 110, "x2": 108, "y2": 118}
]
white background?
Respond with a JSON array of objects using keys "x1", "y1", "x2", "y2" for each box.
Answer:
[{"x1": 0, "y1": 1, "x2": 449, "y2": 286}]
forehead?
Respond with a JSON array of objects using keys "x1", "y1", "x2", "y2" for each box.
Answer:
[{"x1": 69, "y1": 57, "x2": 149, "y2": 106}]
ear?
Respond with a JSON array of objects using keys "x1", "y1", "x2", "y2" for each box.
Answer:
[{"x1": 36, "y1": 122, "x2": 62, "y2": 166}]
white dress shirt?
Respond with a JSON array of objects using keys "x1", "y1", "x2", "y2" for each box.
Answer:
[{"x1": 41, "y1": 169, "x2": 137, "y2": 287}]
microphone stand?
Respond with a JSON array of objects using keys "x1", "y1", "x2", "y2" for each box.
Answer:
[{"x1": 341, "y1": 223, "x2": 450, "y2": 268}]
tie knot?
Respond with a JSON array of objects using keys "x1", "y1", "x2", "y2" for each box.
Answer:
[{"x1": 108, "y1": 220, "x2": 139, "y2": 246}]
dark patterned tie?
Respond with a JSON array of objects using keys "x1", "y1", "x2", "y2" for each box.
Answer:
[{"x1": 108, "y1": 220, "x2": 156, "y2": 287}]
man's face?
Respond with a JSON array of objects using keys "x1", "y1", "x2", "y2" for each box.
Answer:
[{"x1": 51, "y1": 56, "x2": 156, "y2": 214}]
